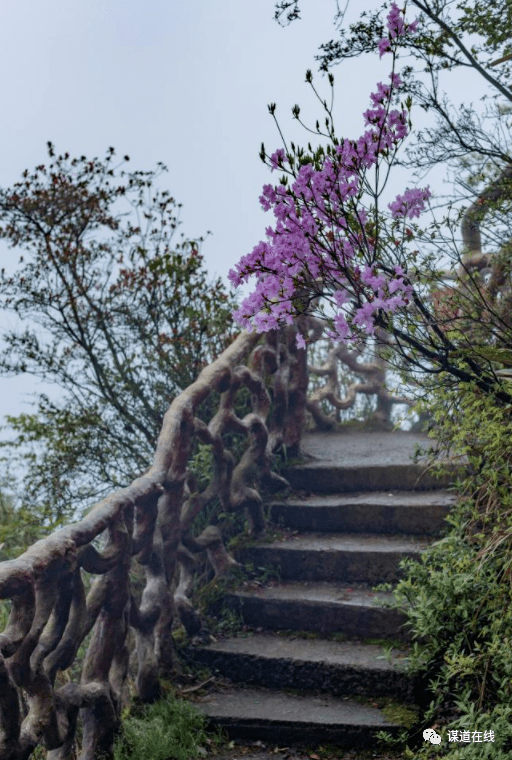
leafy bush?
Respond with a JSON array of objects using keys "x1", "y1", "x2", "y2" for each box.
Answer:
[
  {"x1": 395, "y1": 381, "x2": 512, "y2": 758},
  {"x1": 0, "y1": 486, "x2": 45, "y2": 560},
  {"x1": 0, "y1": 145, "x2": 240, "y2": 527}
]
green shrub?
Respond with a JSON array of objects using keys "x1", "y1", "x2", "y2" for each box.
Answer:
[
  {"x1": 394, "y1": 380, "x2": 512, "y2": 758},
  {"x1": 113, "y1": 692, "x2": 211, "y2": 760}
]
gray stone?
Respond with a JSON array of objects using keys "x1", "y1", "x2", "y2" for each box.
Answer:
[
  {"x1": 283, "y1": 431, "x2": 461, "y2": 493},
  {"x1": 270, "y1": 490, "x2": 455, "y2": 535},
  {"x1": 194, "y1": 686, "x2": 404, "y2": 746},
  {"x1": 225, "y1": 581, "x2": 410, "y2": 640},
  {"x1": 283, "y1": 461, "x2": 455, "y2": 493},
  {"x1": 299, "y1": 430, "x2": 436, "y2": 466},
  {"x1": 238, "y1": 532, "x2": 429, "y2": 584},
  {"x1": 189, "y1": 633, "x2": 413, "y2": 699}
]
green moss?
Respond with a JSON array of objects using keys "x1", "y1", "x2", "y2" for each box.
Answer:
[
  {"x1": 380, "y1": 700, "x2": 419, "y2": 729},
  {"x1": 328, "y1": 631, "x2": 348, "y2": 642},
  {"x1": 295, "y1": 630, "x2": 322, "y2": 640},
  {"x1": 361, "y1": 636, "x2": 409, "y2": 650},
  {"x1": 0, "y1": 600, "x2": 10, "y2": 631},
  {"x1": 172, "y1": 626, "x2": 188, "y2": 647},
  {"x1": 353, "y1": 696, "x2": 418, "y2": 730},
  {"x1": 226, "y1": 532, "x2": 257, "y2": 552},
  {"x1": 266, "y1": 629, "x2": 322, "y2": 640}
]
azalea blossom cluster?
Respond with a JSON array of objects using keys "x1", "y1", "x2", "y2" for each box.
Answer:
[
  {"x1": 229, "y1": 3, "x2": 429, "y2": 348},
  {"x1": 378, "y1": 2, "x2": 418, "y2": 57}
]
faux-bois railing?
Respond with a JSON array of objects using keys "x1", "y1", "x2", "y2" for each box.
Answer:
[{"x1": 0, "y1": 317, "x2": 430, "y2": 760}]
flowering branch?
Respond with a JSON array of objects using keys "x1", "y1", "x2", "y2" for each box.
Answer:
[{"x1": 229, "y1": 3, "x2": 429, "y2": 352}]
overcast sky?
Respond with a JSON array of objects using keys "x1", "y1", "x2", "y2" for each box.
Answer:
[{"x1": 0, "y1": 0, "x2": 482, "y2": 425}]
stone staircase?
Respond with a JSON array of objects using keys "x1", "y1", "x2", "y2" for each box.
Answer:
[{"x1": 187, "y1": 431, "x2": 456, "y2": 749}]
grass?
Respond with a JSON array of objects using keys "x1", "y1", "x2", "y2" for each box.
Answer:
[{"x1": 112, "y1": 691, "x2": 221, "y2": 760}]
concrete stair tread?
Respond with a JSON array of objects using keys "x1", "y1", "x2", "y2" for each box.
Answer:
[
  {"x1": 269, "y1": 489, "x2": 454, "y2": 535},
  {"x1": 195, "y1": 633, "x2": 409, "y2": 670},
  {"x1": 283, "y1": 433, "x2": 461, "y2": 492},
  {"x1": 190, "y1": 632, "x2": 414, "y2": 698},
  {"x1": 231, "y1": 581, "x2": 395, "y2": 607},
  {"x1": 299, "y1": 431, "x2": 433, "y2": 467},
  {"x1": 194, "y1": 685, "x2": 404, "y2": 730},
  {"x1": 250, "y1": 532, "x2": 430, "y2": 553},
  {"x1": 283, "y1": 461, "x2": 454, "y2": 492},
  {"x1": 273, "y1": 490, "x2": 456, "y2": 507}
]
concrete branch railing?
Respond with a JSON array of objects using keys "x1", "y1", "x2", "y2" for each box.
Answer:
[
  {"x1": 306, "y1": 320, "x2": 412, "y2": 430},
  {"x1": 0, "y1": 316, "x2": 428, "y2": 760},
  {"x1": 0, "y1": 323, "x2": 310, "y2": 760}
]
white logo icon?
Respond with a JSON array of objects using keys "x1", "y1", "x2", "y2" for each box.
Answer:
[{"x1": 423, "y1": 728, "x2": 442, "y2": 745}]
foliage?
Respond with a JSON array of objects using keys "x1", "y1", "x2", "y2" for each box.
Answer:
[
  {"x1": 0, "y1": 484, "x2": 44, "y2": 560},
  {"x1": 229, "y1": 4, "x2": 512, "y2": 414},
  {"x1": 275, "y1": 0, "x2": 512, "y2": 173},
  {"x1": 230, "y1": 6, "x2": 423, "y2": 343},
  {"x1": 391, "y1": 383, "x2": 512, "y2": 757},
  {"x1": 271, "y1": 0, "x2": 512, "y2": 364},
  {"x1": 0, "y1": 144, "x2": 239, "y2": 527},
  {"x1": 112, "y1": 692, "x2": 212, "y2": 760},
  {"x1": 0, "y1": 599, "x2": 9, "y2": 635}
]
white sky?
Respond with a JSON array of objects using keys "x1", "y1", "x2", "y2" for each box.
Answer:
[{"x1": 0, "y1": 0, "x2": 485, "y2": 425}]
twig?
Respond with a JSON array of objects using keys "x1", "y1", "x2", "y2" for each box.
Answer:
[{"x1": 179, "y1": 676, "x2": 216, "y2": 694}]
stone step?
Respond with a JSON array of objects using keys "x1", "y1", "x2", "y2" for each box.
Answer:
[
  {"x1": 286, "y1": 430, "x2": 462, "y2": 494},
  {"x1": 188, "y1": 633, "x2": 414, "y2": 699},
  {"x1": 270, "y1": 490, "x2": 455, "y2": 535},
  {"x1": 193, "y1": 685, "x2": 407, "y2": 747},
  {"x1": 224, "y1": 582, "x2": 409, "y2": 640},
  {"x1": 238, "y1": 533, "x2": 429, "y2": 584},
  {"x1": 282, "y1": 461, "x2": 456, "y2": 493}
]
